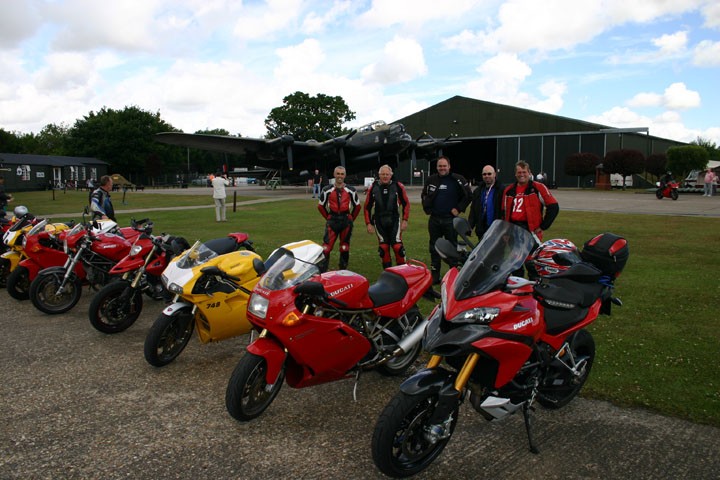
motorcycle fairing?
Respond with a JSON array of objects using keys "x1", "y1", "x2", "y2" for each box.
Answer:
[
  {"x1": 246, "y1": 336, "x2": 288, "y2": 385},
  {"x1": 398, "y1": 366, "x2": 457, "y2": 396},
  {"x1": 423, "y1": 312, "x2": 493, "y2": 357},
  {"x1": 471, "y1": 337, "x2": 532, "y2": 388},
  {"x1": 539, "y1": 301, "x2": 602, "y2": 351}
]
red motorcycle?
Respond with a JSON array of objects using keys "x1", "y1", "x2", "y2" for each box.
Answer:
[
  {"x1": 656, "y1": 180, "x2": 679, "y2": 200},
  {"x1": 29, "y1": 217, "x2": 147, "y2": 315},
  {"x1": 225, "y1": 244, "x2": 434, "y2": 422},
  {"x1": 371, "y1": 219, "x2": 627, "y2": 477},
  {"x1": 88, "y1": 231, "x2": 252, "y2": 334},
  {"x1": 5, "y1": 218, "x2": 73, "y2": 300}
]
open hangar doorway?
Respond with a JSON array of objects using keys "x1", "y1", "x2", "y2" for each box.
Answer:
[{"x1": 442, "y1": 138, "x2": 498, "y2": 186}]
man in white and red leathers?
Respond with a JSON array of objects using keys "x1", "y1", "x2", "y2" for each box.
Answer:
[
  {"x1": 318, "y1": 166, "x2": 361, "y2": 271},
  {"x1": 364, "y1": 164, "x2": 410, "y2": 269},
  {"x1": 502, "y1": 160, "x2": 559, "y2": 277}
]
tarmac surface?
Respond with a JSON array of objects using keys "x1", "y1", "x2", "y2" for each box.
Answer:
[{"x1": 2, "y1": 186, "x2": 719, "y2": 479}]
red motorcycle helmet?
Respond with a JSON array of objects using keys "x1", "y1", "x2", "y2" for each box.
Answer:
[{"x1": 530, "y1": 238, "x2": 582, "y2": 276}]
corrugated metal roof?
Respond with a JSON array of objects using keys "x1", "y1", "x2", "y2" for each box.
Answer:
[{"x1": 0, "y1": 153, "x2": 108, "y2": 166}]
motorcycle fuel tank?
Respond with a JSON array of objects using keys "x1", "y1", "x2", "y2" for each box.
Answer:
[{"x1": 319, "y1": 270, "x2": 371, "y2": 308}]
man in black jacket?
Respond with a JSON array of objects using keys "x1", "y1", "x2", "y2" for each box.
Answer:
[
  {"x1": 421, "y1": 156, "x2": 472, "y2": 284},
  {"x1": 468, "y1": 165, "x2": 504, "y2": 239}
]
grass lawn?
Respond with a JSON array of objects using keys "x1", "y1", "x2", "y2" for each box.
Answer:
[{"x1": 10, "y1": 189, "x2": 720, "y2": 427}]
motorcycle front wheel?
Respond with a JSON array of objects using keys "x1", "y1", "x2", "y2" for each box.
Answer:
[
  {"x1": 655, "y1": 189, "x2": 664, "y2": 199},
  {"x1": 537, "y1": 329, "x2": 595, "y2": 409},
  {"x1": 88, "y1": 281, "x2": 143, "y2": 334},
  {"x1": 29, "y1": 268, "x2": 83, "y2": 314},
  {"x1": 143, "y1": 309, "x2": 195, "y2": 367},
  {"x1": 377, "y1": 307, "x2": 423, "y2": 376},
  {"x1": 0, "y1": 258, "x2": 10, "y2": 288},
  {"x1": 225, "y1": 352, "x2": 285, "y2": 422},
  {"x1": 372, "y1": 390, "x2": 459, "y2": 478},
  {"x1": 6, "y1": 266, "x2": 30, "y2": 300},
  {"x1": 671, "y1": 189, "x2": 679, "y2": 200}
]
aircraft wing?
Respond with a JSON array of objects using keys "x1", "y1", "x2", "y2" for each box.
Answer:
[{"x1": 156, "y1": 132, "x2": 347, "y2": 171}]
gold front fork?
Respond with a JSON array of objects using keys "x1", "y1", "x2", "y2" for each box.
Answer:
[{"x1": 426, "y1": 353, "x2": 480, "y2": 391}]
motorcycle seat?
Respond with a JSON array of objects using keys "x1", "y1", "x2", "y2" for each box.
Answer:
[
  {"x1": 368, "y1": 270, "x2": 409, "y2": 307},
  {"x1": 203, "y1": 237, "x2": 241, "y2": 256}
]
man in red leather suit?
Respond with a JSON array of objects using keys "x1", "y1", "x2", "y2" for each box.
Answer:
[{"x1": 318, "y1": 166, "x2": 361, "y2": 271}]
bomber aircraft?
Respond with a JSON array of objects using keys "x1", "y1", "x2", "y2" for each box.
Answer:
[{"x1": 155, "y1": 120, "x2": 456, "y2": 175}]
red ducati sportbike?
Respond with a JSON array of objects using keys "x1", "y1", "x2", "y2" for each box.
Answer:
[
  {"x1": 371, "y1": 219, "x2": 628, "y2": 477},
  {"x1": 225, "y1": 242, "x2": 434, "y2": 422},
  {"x1": 656, "y1": 180, "x2": 679, "y2": 200},
  {"x1": 29, "y1": 217, "x2": 147, "y2": 315}
]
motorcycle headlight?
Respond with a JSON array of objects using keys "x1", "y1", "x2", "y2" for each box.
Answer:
[
  {"x1": 448, "y1": 307, "x2": 500, "y2": 325},
  {"x1": 166, "y1": 282, "x2": 184, "y2": 295},
  {"x1": 130, "y1": 244, "x2": 143, "y2": 256},
  {"x1": 248, "y1": 293, "x2": 269, "y2": 319}
]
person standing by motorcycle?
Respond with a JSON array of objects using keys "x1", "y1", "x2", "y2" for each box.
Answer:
[
  {"x1": 89, "y1": 175, "x2": 116, "y2": 221},
  {"x1": 311, "y1": 169, "x2": 323, "y2": 198},
  {"x1": 421, "y1": 156, "x2": 472, "y2": 285},
  {"x1": 364, "y1": 165, "x2": 410, "y2": 269},
  {"x1": 0, "y1": 175, "x2": 13, "y2": 212},
  {"x1": 212, "y1": 172, "x2": 230, "y2": 222},
  {"x1": 318, "y1": 166, "x2": 361, "y2": 271},
  {"x1": 502, "y1": 161, "x2": 559, "y2": 278},
  {"x1": 468, "y1": 165, "x2": 504, "y2": 240}
]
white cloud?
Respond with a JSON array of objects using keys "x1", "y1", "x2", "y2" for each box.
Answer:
[
  {"x1": 274, "y1": 39, "x2": 325, "y2": 78},
  {"x1": 693, "y1": 40, "x2": 720, "y2": 66},
  {"x1": 233, "y1": 0, "x2": 303, "y2": 41},
  {"x1": 701, "y1": 2, "x2": 720, "y2": 29},
  {"x1": 628, "y1": 92, "x2": 663, "y2": 108},
  {"x1": 0, "y1": 2, "x2": 41, "y2": 48},
  {"x1": 355, "y1": 0, "x2": 480, "y2": 30},
  {"x1": 663, "y1": 82, "x2": 701, "y2": 110},
  {"x1": 361, "y1": 36, "x2": 427, "y2": 85},
  {"x1": 302, "y1": 1, "x2": 353, "y2": 35},
  {"x1": 652, "y1": 31, "x2": 687, "y2": 54}
]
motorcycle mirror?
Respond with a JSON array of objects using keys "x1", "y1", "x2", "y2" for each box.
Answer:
[
  {"x1": 435, "y1": 238, "x2": 460, "y2": 262},
  {"x1": 200, "y1": 266, "x2": 222, "y2": 276},
  {"x1": 453, "y1": 217, "x2": 474, "y2": 249},
  {"x1": 252, "y1": 258, "x2": 266, "y2": 276},
  {"x1": 294, "y1": 281, "x2": 327, "y2": 298}
]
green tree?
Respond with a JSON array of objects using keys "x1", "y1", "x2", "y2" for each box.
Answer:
[
  {"x1": 0, "y1": 128, "x2": 23, "y2": 153},
  {"x1": 264, "y1": 91, "x2": 356, "y2": 141},
  {"x1": 645, "y1": 153, "x2": 667, "y2": 178},
  {"x1": 564, "y1": 152, "x2": 600, "y2": 188},
  {"x1": 66, "y1": 106, "x2": 180, "y2": 183},
  {"x1": 603, "y1": 149, "x2": 645, "y2": 189},
  {"x1": 690, "y1": 136, "x2": 719, "y2": 160},
  {"x1": 666, "y1": 145, "x2": 709, "y2": 180},
  {"x1": 32, "y1": 123, "x2": 70, "y2": 155}
]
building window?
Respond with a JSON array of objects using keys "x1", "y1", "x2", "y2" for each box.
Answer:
[{"x1": 17, "y1": 165, "x2": 31, "y2": 181}]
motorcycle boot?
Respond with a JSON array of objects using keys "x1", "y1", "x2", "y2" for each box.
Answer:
[{"x1": 339, "y1": 251, "x2": 349, "y2": 270}]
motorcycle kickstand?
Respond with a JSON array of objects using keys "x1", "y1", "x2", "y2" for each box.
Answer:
[
  {"x1": 523, "y1": 402, "x2": 540, "y2": 455},
  {"x1": 352, "y1": 370, "x2": 362, "y2": 402}
]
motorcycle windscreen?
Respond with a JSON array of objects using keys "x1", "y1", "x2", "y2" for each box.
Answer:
[{"x1": 454, "y1": 220, "x2": 535, "y2": 301}]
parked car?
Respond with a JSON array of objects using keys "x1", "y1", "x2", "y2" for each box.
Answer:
[{"x1": 191, "y1": 176, "x2": 210, "y2": 186}]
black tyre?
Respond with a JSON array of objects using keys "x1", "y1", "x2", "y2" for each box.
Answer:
[
  {"x1": 29, "y1": 267, "x2": 83, "y2": 314},
  {"x1": 671, "y1": 189, "x2": 679, "y2": 200},
  {"x1": 88, "y1": 281, "x2": 143, "y2": 334},
  {"x1": 372, "y1": 391, "x2": 459, "y2": 478},
  {"x1": 143, "y1": 310, "x2": 194, "y2": 367},
  {"x1": 226, "y1": 352, "x2": 285, "y2": 422},
  {"x1": 537, "y1": 329, "x2": 595, "y2": 409},
  {"x1": 6, "y1": 266, "x2": 30, "y2": 300},
  {"x1": 377, "y1": 307, "x2": 423, "y2": 377},
  {"x1": 655, "y1": 189, "x2": 664, "y2": 199}
]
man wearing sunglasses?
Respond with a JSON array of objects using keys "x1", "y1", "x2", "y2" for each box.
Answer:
[{"x1": 468, "y1": 165, "x2": 504, "y2": 239}]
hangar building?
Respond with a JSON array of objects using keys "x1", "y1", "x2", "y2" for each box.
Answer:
[{"x1": 392, "y1": 95, "x2": 684, "y2": 188}]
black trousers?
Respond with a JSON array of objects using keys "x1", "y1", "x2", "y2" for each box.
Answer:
[{"x1": 428, "y1": 215, "x2": 457, "y2": 275}]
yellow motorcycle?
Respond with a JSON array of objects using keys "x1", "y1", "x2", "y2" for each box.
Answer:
[{"x1": 143, "y1": 239, "x2": 324, "y2": 367}]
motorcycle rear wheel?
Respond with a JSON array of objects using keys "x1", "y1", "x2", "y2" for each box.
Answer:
[
  {"x1": 143, "y1": 309, "x2": 195, "y2": 367},
  {"x1": 88, "y1": 281, "x2": 143, "y2": 334},
  {"x1": 537, "y1": 329, "x2": 595, "y2": 409},
  {"x1": 29, "y1": 268, "x2": 83, "y2": 314},
  {"x1": 6, "y1": 266, "x2": 30, "y2": 300},
  {"x1": 372, "y1": 390, "x2": 459, "y2": 478},
  {"x1": 226, "y1": 352, "x2": 285, "y2": 422},
  {"x1": 377, "y1": 307, "x2": 423, "y2": 377}
]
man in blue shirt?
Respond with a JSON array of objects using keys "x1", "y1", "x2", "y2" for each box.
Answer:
[
  {"x1": 421, "y1": 156, "x2": 472, "y2": 284},
  {"x1": 468, "y1": 165, "x2": 504, "y2": 239}
]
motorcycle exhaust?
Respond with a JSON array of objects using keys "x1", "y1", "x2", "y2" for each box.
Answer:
[{"x1": 392, "y1": 317, "x2": 429, "y2": 355}]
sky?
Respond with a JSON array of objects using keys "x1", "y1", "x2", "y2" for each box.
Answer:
[{"x1": 1, "y1": 0, "x2": 719, "y2": 146}]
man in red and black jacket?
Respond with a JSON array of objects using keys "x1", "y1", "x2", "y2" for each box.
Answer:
[
  {"x1": 364, "y1": 164, "x2": 410, "y2": 269},
  {"x1": 318, "y1": 166, "x2": 361, "y2": 271},
  {"x1": 502, "y1": 160, "x2": 559, "y2": 277}
]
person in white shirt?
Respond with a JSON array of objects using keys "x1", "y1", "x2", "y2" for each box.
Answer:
[{"x1": 211, "y1": 172, "x2": 230, "y2": 222}]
